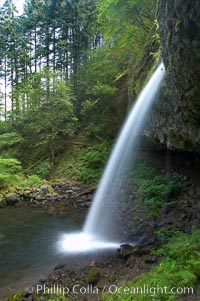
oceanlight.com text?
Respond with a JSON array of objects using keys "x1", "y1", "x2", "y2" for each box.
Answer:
[{"x1": 25, "y1": 283, "x2": 194, "y2": 297}]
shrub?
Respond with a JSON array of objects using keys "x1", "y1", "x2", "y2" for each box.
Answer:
[
  {"x1": 55, "y1": 142, "x2": 110, "y2": 184},
  {"x1": 0, "y1": 159, "x2": 23, "y2": 189},
  {"x1": 131, "y1": 160, "x2": 188, "y2": 216},
  {"x1": 0, "y1": 158, "x2": 45, "y2": 190},
  {"x1": 30, "y1": 159, "x2": 53, "y2": 178},
  {"x1": 21, "y1": 175, "x2": 45, "y2": 188}
]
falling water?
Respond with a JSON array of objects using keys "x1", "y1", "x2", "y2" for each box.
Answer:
[{"x1": 57, "y1": 62, "x2": 165, "y2": 252}]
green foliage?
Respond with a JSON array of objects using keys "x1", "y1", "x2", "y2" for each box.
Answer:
[
  {"x1": 0, "y1": 158, "x2": 22, "y2": 189},
  {"x1": 136, "y1": 176, "x2": 183, "y2": 216},
  {"x1": 30, "y1": 159, "x2": 53, "y2": 178},
  {"x1": 0, "y1": 131, "x2": 24, "y2": 159},
  {"x1": 20, "y1": 175, "x2": 45, "y2": 188},
  {"x1": 8, "y1": 292, "x2": 70, "y2": 301},
  {"x1": 55, "y1": 141, "x2": 110, "y2": 184},
  {"x1": 7, "y1": 292, "x2": 27, "y2": 301},
  {"x1": 132, "y1": 160, "x2": 157, "y2": 180},
  {"x1": 98, "y1": 0, "x2": 157, "y2": 67},
  {"x1": 0, "y1": 132, "x2": 23, "y2": 148},
  {"x1": 78, "y1": 46, "x2": 125, "y2": 139},
  {"x1": 0, "y1": 158, "x2": 22, "y2": 174},
  {"x1": 68, "y1": 143, "x2": 109, "y2": 184},
  {"x1": 9, "y1": 70, "x2": 77, "y2": 165},
  {"x1": 132, "y1": 160, "x2": 187, "y2": 216},
  {"x1": 0, "y1": 0, "x2": 158, "y2": 174},
  {"x1": 0, "y1": 158, "x2": 44, "y2": 190},
  {"x1": 155, "y1": 227, "x2": 181, "y2": 241},
  {"x1": 101, "y1": 229, "x2": 200, "y2": 301}
]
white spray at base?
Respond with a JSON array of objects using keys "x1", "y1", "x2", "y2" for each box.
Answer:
[{"x1": 57, "y1": 62, "x2": 165, "y2": 253}]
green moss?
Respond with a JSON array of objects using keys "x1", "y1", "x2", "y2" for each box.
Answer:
[
  {"x1": 87, "y1": 267, "x2": 102, "y2": 285},
  {"x1": 108, "y1": 273, "x2": 117, "y2": 282},
  {"x1": 162, "y1": 80, "x2": 171, "y2": 96},
  {"x1": 7, "y1": 292, "x2": 27, "y2": 301},
  {"x1": 126, "y1": 256, "x2": 136, "y2": 267}
]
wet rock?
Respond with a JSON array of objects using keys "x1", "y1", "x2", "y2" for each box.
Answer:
[
  {"x1": 132, "y1": 245, "x2": 153, "y2": 256},
  {"x1": 145, "y1": 0, "x2": 200, "y2": 152},
  {"x1": 79, "y1": 202, "x2": 91, "y2": 208},
  {"x1": 0, "y1": 198, "x2": 7, "y2": 208},
  {"x1": 54, "y1": 264, "x2": 66, "y2": 271},
  {"x1": 40, "y1": 184, "x2": 49, "y2": 192},
  {"x1": 191, "y1": 219, "x2": 200, "y2": 226},
  {"x1": 125, "y1": 232, "x2": 156, "y2": 247},
  {"x1": 144, "y1": 256, "x2": 158, "y2": 264},
  {"x1": 117, "y1": 244, "x2": 134, "y2": 259},
  {"x1": 77, "y1": 297, "x2": 88, "y2": 301},
  {"x1": 6, "y1": 194, "x2": 19, "y2": 205}
]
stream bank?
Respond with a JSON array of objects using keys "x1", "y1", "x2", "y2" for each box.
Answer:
[{"x1": 0, "y1": 183, "x2": 95, "y2": 212}]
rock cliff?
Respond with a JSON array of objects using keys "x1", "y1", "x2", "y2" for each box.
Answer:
[{"x1": 145, "y1": 0, "x2": 200, "y2": 152}]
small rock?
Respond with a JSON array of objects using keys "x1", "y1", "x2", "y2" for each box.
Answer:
[
  {"x1": 132, "y1": 245, "x2": 152, "y2": 256},
  {"x1": 117, "y1": 244, "x2": 134, "y2": 259},
  {"x1": 6, "y1": 194, "x2": 19, "y2": 205},
  {"x1": 0, "y1": 198, "x2": 7, "y2": 208},
  {"x1": 144, "y1": 256, "x2": 158, "y2": 264},
  {"x1": 77, "y1": 297, "x2": 88, "y2": 301},
  {"x1": 40, "y1": 184, "x2": 49, "y2": 191},
  {"x1": 90, "y1": 260, "x2": 96, "y2": 267},
  {"x1": 79, "y1": 202, "x2": 91, "y2": 208}
]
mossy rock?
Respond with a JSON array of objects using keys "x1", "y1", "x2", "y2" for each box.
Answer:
[
  {"x1": 43, "y1": 294, "x2": 70, "y2": 301},
  {"x1": 5, "y1": 193, "x2": 19, "y2": 205},
  {"x1": 7, "y1": 292, "x2": 28, "y2": 301},
  {"x1": 87, "y1": 267, "x2": 102, "y2": 285},
  {"x1": 7, "y1": 187, "x2": 17, "y2": 194},
  {"x1": 0, "y1": 197, "x2": 7, "y2": 208},
  {"x1": 126, "y1": 256, "x2": 136, "y2": 267},
  {"x1": 23, "y1": 189, "x2": 32, "y2": 195},
  {"x1": 40, "y1": 184, "x2": 57, "y2": 197},
  {"x1": 108, "y1": 273, "x2": 117, "y2": 282},
  {"x1": 48, "y1": 185, "x2": 57, "y2": 196}
]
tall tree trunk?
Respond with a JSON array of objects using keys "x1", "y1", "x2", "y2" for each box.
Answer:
[
  {"x1": 4, "y1": 56, "x2": 7, "y2": 121},
  {"x1": 34, "y1": 27, "x2": 37, "y2": 73}
]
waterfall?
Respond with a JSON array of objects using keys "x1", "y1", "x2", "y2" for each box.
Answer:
[{"x1": 57, "y1": 62, "x2": 165, "y2": 252}]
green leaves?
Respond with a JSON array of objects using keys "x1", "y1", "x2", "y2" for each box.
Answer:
[
  {"x1": 131, "y1": 160, "x2": 188, "y2": 216},
  {"x1": 0, "y1": 158, "x2": 22, "y2": 189},
  {"x1": 0, "y1": 158, "x2": 22, "y2": 174},
  {"x1": 0, "y1": 157, "x2": 45, "y2": 190},
  {"x1": 0, "y1": 132, "x2": 23, "y2": 148},
  {"x1": 56, "y1": 142, "x2": 110, "y2": 184},
  {"x1": 101, "y1": 229, "x2": 200, "y2": 301}
]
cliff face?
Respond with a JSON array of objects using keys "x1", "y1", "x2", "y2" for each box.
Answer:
[{"x1": 145, "y1": 0, "x2": 200, "y2": 152}]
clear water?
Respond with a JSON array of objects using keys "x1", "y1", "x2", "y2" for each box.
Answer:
[{"x1": 0, "y1": 206, "x2": 85, "y2": 298}]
